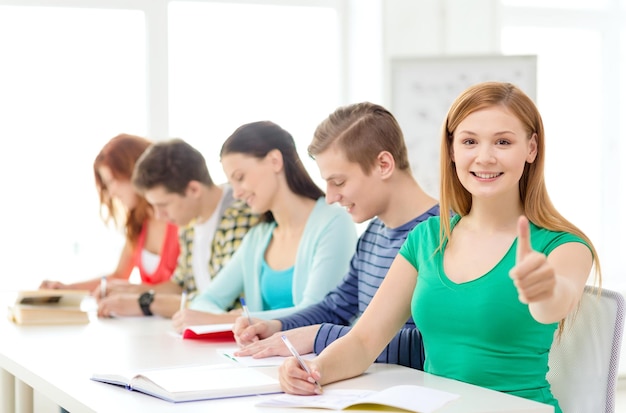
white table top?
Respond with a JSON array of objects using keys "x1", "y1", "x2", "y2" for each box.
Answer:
[{"x1": 0, "y1": 295, "x2": 553, "y2": 413}]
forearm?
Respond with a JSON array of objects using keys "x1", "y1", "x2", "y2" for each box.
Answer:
[
  {"x1": 106, "y1": 280, "x2": 179, "y2": 295},
  {"x1": 315, "y1": 331, "x2": 379, "y2": 385},
  {"x1": 151, "y1": 293, "x2": 185, "y2": 318},
  {"x1": 314, "y1": 256, "x2": 418, "y2": 385},
  {"x1": 529, "y1": 274, "x2": 584, "y2": 324},
  {"x1": 314, "y1": 324, "x2": 424, "y2": 370},
  {"x1": 280, "y1": 297, "x2": 353, "y2": 331},
  {"x1": 151, "y1": 281, "x2": 183, "y2": 294},
  {"x1": 189, "y1": 268, "x2": 245, "y2": 313},
  {"x1": 61, "y1": 270, "x2": 133, "y2": 291},
  {"x1": 61, "y1": 278, "x2": 101, "y2": 291}
]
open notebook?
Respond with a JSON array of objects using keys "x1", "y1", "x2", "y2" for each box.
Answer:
[
  {"x1": 91, "y1": 363, "x2": 281, "y2": 402},
  {"x1": 257, "y1": 385, "x2": 460, "y2": 413}
]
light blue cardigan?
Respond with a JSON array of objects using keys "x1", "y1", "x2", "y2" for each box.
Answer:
[{"x1": 189, "y1": 198, "x2": 357, "y2": 319}]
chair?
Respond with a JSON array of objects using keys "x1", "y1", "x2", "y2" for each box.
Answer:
[{"x1": 547, "y1": 286, "x2": 625, "y2": 413}]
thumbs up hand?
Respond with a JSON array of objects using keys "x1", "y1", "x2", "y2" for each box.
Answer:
[{"x1": 509, "y1": 216, "x2": 556, "y2": 304}]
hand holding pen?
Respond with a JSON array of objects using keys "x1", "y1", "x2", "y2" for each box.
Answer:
[{"x1": 280, "y1": 335, "x2": 322, "y2": 394}]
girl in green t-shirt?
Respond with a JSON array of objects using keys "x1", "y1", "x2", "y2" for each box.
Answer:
[{"x1": 277, "y1": 82, "x2": 601, "y2": 413}]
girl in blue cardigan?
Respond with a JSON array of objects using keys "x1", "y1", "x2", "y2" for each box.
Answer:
[{"x1": 172, "y1": 121, "x2": 356, "y2": 332}]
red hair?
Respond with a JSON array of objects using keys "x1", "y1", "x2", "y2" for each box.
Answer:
[{"x1": 93, "y1": 134, "x2": 152, "y2": 247}]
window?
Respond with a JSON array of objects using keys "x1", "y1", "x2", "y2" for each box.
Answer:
[
  {"x1": 501, "y1": 0, "x2": 608, "y2": 9},
  {"x1": 501, "y1": 3, "x2": 625, "y2": 294},
  {"x1": 0, "y1": 0, "x2": 343, "y2": 290},
  {"x1": 501, "y1": 26, "x2": 603, "y2": 257},
  {"x1": 168, "y1": 1, "x2": 341, "y2": 185},
  {"x1": 0, "y1": 5, "x2": 146, "y2": 289}
]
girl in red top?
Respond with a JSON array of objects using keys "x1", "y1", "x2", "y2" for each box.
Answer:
[{"x1": 41, "y1": 134, "x2": 180, "y2": 292}]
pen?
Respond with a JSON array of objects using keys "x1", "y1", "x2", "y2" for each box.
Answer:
[
  {"x1": 180, "y1": 290, "x2": 188, "y2": 311},
  {"x1": 240, "y1": 297, "x2": 253, "y2": 325},
  {"x1": 281, "y1": 335, "x2": 322, "y2": 390},
  {"x1": 100, "y1": 276, "x2": 107, "y2": 299}
]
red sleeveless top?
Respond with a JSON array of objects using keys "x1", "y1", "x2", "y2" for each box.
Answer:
[{"x1": 131, "y1": 221, "x2": 180, "y2": 284}]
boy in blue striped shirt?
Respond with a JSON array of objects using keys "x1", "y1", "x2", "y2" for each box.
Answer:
[{"x1": 232, "y1": 102, "x2": 439, "y2": 369}]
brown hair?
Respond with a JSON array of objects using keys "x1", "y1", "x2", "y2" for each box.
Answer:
[
  {"x1": 308, "y1": 102, "x2": 410, "y2": 174},
  {"x1": 94, "y1": 134, "x2": 152, "y2": 247},
  {"x1": 132, "y1": 138, "x2": 213, "y2": 196}
]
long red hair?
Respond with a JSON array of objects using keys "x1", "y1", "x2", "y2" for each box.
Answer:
[{"x1": 93, "y1": 134, "x2": 152, "y2": 247}]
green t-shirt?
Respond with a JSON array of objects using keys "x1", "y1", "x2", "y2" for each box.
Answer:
[{"x1": 399, "y1": 214, "x2": 588, "y2": 413}]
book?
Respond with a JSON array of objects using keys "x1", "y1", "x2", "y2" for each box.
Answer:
[
  {"x1": 90, "y1": 363, "x2": 282, "y2": 403},
  {"x1": 8, "y1": 289, "x2": 90, "y2": 325},
  {"x1": 182, "y1": 323, "x2": 235, "y2": 341},
  {"x1": 256, "y1": 384, "x2": 460, "y2": 413}
]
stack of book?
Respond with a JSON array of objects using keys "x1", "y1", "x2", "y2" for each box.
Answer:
[{"x1": 8, "y1": 289, "x2": 90, "y2": 325}]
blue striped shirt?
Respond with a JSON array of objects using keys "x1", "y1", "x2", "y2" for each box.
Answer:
[{"x1": 278, "y1": 204, "x2": 440, "y2": 369}]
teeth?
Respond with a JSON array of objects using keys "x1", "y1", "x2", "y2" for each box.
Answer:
[{"x1": 475, "y1": 172, "x2": 499, "y2": 179}]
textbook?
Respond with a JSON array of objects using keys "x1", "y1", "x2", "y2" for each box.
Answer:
[
  {"x1": 182, "y1": 323, "x2": 235, "y2": 341},
  {"x1": 8, "y1": 289, "x2": 90, "y2": 325},
  {"x1": 256, "y1": 385, "x2": 460, "y2": 413},
  {"x1": 90, "y1": 363, "x2": 282, "y2": 403}
]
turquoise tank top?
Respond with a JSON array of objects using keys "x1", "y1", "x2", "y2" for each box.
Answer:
[{"x1": 260, "y1": 259, "x2": 294, "y2": 310}]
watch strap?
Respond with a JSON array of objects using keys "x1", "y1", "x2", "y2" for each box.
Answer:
[{"x1": 139, "y1": 290, "x2": 155, "y2": 316}]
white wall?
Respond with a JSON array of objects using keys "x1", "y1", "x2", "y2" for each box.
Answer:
[
  {"x1": 382, "y1": 0, "x2": 500, "y2": 105},
  {"x1": 381, "y1": 0, "x2": 626, "y2": 377}
]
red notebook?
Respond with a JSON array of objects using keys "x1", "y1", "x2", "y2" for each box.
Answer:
[{"x1": 182, "y1": 324, "x2": 235, "y2": 341}]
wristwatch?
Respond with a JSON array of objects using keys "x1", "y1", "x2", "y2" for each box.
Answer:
[{"x1": 138, "y1": 290, "x2": 155, "y2": 316}]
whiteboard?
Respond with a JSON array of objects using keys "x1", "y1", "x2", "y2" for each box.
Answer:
[{"x1": 390, "y1": 55, "x2": 537, "y2": 197}]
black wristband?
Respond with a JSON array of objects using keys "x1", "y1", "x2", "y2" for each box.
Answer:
[{"x1": 138, "y1": 290, "x2": 155, "y2": 316}]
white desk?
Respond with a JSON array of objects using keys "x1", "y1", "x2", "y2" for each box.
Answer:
[{"x1": 0, "y1": 297, "x2": 553, "y2": 413}]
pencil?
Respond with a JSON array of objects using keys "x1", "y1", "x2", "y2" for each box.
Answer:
[
  {"x1": 100, "y1": 276, "x2": 107, "y2": 299},
  {"x1": 281, "y1": 335, "x2": 322, "y2": 390},
  {"x1": 180, "y1": 290, "x2": 188, "y2": 311}
]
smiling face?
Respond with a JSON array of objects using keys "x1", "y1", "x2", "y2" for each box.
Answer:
[
  {"x1": 314, "y1": 145, "x2": 386, "y2": 224},
  {"x1": 97, "y1": 165, "x2": 138, "y2": 210},
  {"x1": 451, "y1": 105, "x2": 537, "y2": 202},
  {"x1": 221, "y1": 151, "x2": 281, "y2": 214}
]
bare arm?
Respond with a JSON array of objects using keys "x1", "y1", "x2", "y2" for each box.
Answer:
[
  {"x1": 278, "y1": 255, "x2": 416, "y2": 394},
  {"x1": 41, "y1": 241, "x2": 134, "y2": 292},
  {"x1": 235, "y1": 324, "x2": 318, "y2": 358},
  {"x1": 510, "y1": 216, "x2": 592, "y2": 324},
  {"x1": 151, "y1": 293, "x2": 187, "y2": 318}
]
